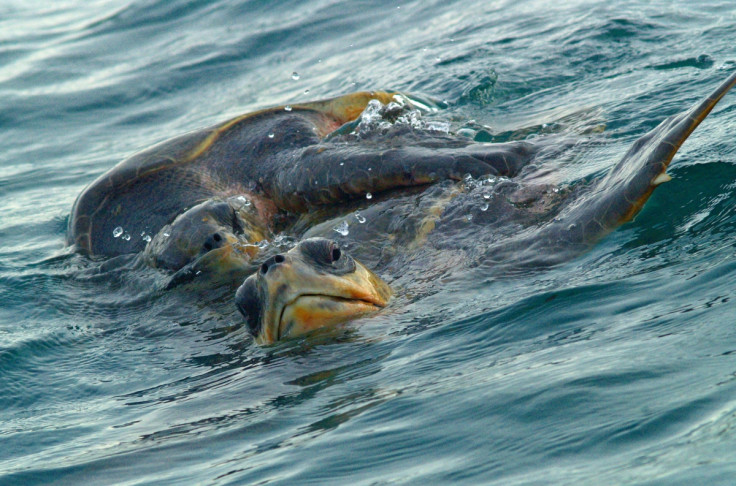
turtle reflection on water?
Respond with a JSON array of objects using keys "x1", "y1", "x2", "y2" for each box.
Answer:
[{"x1": 68, "y1": 72, "x2": 736, "y2": 344}]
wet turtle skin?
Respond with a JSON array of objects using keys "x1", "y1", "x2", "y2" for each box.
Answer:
[{"x1": 68, "y1": 91, "x2": 539, "y2": 258}]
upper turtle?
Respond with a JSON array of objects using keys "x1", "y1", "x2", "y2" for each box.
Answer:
[{"x1": 68, "y1": 91, "x2": 537, "y2": 260}]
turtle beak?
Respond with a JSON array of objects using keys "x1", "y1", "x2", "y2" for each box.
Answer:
[
  {"x1": 269, "y1": 259, "x2": 390, "y2": 343},
  {"x1": 236, "y1": 242, "x2": 391, "y2": 344}
]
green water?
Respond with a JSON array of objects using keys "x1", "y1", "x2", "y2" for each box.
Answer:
[{"x1": 2, "y1": 0, "x2": 736, "y2": 484}]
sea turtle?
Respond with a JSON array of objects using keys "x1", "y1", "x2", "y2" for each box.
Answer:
[
  {"x1": 68, "y1": 71, "x2": 736, "y2": 344},
  {"x1": 233, "y1": 71, "x2": 736, "y2": 344},
  {"x1": 68, "y1": 91, "x2": 542, "y2": 283}
]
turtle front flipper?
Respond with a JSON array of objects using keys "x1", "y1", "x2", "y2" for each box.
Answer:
[
  {"x1": 267, "y1": 137, "x2": 538, "y2": 211},
  {"x1": 502, "y1": 71, "x2": 736, "y2": 266}
]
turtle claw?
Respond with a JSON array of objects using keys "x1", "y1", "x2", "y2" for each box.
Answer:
[{"x1": 652, "y1": 173, "x2": 672, "y2": 186}]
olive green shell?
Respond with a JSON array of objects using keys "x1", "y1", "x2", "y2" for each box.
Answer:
[{"x1": 68, "y1": 92, "x2": 402, "y2": 256}]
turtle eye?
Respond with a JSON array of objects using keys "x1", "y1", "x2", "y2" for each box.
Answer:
[
  {"x1": 330, "y1": 246, "x2": 341, "y2": 263},
  {"x1": 299, "y1": 238, "x2": 346, "y2": 266},
  {"x1": 298, "y1": 238, "x2": 356, "y2": 275},
  {"x1": 321, "y1": 241, "x2": 341, "y2": 265}
]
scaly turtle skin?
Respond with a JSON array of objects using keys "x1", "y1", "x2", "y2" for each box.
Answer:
[{"x1": 236, "y1": 71, "x2": 736, "y2": 344}]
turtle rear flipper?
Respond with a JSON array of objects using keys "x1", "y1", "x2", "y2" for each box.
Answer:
[{"x1": 494, "y1": 71, "x2": 736, "y2": 267}]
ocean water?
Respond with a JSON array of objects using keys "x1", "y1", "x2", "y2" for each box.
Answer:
[{"x1": 2, "y1": 0, "x2": 736, "y2": 484}]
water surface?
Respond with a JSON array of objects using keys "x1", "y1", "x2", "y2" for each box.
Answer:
[{"x1": 2, "y1": 0, "x2": 736, "y2": 484}]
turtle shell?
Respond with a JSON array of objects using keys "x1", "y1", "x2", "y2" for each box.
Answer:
[{"x1": 68, "y1": 92, "x2": 402, "y2": 256}]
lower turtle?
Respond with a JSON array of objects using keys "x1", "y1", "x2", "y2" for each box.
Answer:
[{"x1": 233, "y1": 71, "x2": 736, "y2": 344}]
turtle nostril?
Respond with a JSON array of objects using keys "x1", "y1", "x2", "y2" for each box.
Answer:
[
  {"x1": 260, "y1": 254, "x2": 286, "y2": 275},
  {"x1": 203, "y1": 232, "x2": 225, "y2": 252},
  {"x1": 331, "y1": 247, "x2": 341, "y2": 262}
]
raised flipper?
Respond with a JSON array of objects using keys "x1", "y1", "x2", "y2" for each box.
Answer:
[{"x1": 502, "y1": 70, "x2": 736, "y2": 265}]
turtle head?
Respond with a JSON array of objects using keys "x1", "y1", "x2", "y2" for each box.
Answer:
[
  {"x1": 235, "y1": 238, "x2": 392, "y2": 344},
  {"x1": 145, "y1": 196, "x2": 270, "y2": 285}
]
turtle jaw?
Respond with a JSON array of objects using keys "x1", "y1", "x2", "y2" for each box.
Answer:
[
  {"x1": 166, "y1": 236, "x2": 261, "y2": 287},
  {"x1": 236, "y1": 239, "x2": 391, "y2": 344},
  {"x1": 272, "y1": 262, "x2": 390, "y2": 342},
  {"x1": 193, "y1": 240, "x2": 259, "y2": 278}
]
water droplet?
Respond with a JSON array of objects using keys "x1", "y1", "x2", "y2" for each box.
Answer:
[
  {"x1": 457, "y1": 128, "x2": 476, "y2": 138},
  {"x1": 368, "y1": 167, "x2": 372, "y2": 171},
  {"x1": 284, "y1": 105, "x2": 292, "y2": 112},
  {"x1": 163, "y1": 232, "x2": 170, "y2": 238},
  {"x1": 142, "y1": 234, "x2": 151, "y2": 243},
  {"x1": 268, "y1": 133, "x2": 275, "y2": 139},
  {"x1": 355, "y1": 211, "x2": 366, "y2": 224},
  {"x1": 339, "y1": 162, "x2": 344, "y2": 166},
  {"x1": 122, "y1": 233, "x2": 131, "y2": 241},
  {"x1": 483, "y1": 193, "x2": 491, "y2": 200},
  {"x1": 366, "y1": 192, "x2": 373, "y2": 200},
  {"x1": 435, "y1": 57, "x2": 442, "y2": 62},
  {"x1": 481, "y1": 202, "x2": 489, "y2": 211},
  {"x1": 467, "y1": 214, "x2": 473, "y2": 221},
  {"x1": 568, "y1": 223, "x2": 577, "y2": 231},
  {"x1": 291, "y1": 72, "x2": 300, "y2": 80},
  {"x1": 333, "y1": 220, "x2": 349, "y2": 236},
  {"x1": 236, "y1": 195, "x2": 252, "y2": 207},
  {"x1": 304, "y1": 89, "x2": 310, "y2": 95},
  {"x1": 113, "y1": 226, "x2": 123, "y2": 238}
]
